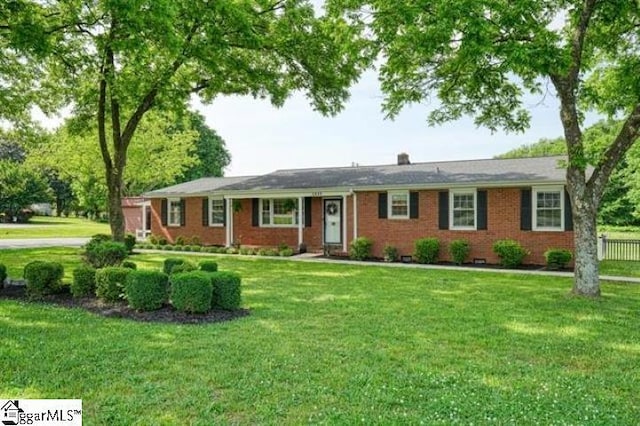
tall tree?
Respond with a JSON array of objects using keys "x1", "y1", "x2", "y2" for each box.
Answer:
[
  {"x1": 178, "y1": 111, "x2": 231, "y2": 182},
  {"x1": 29, "y1": 111, "x2": 200, "y2": 213},
  {"x1": 0, "y1": 160, "x2": 50, "y2": 222},
  {"x1": 44, "y1": 0, "x2": 368, "y2": 241},
  {"x1": 334, "y1": 0, "x2": 640, "y2": 296}
]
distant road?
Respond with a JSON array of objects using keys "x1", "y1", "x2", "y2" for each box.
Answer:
[{"x1": 0, "y1": 238, "x2": 89, "y2": 249}]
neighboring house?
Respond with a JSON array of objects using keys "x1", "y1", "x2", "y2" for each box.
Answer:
[
  {"x1": 122, "y1": 197, "x2": 151, "y2": 239},
  {"x1": 144, "y1": 155, "x2": 574, "y2": 265}
]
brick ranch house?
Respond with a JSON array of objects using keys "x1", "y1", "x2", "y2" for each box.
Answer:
[{"x1": 144, "y1": 155, "x2": 574, "y2": 265}]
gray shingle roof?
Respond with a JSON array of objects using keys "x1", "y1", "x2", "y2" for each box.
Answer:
[
  {"x1": 144, "y1": 156, "x2": 568, "y2": 197},
  {"x1": 144, "y1": 176, "x2": 256, "y2": 198},
  {"x1": 222, "y1": 156, "x2": 568, "y2": 192}
]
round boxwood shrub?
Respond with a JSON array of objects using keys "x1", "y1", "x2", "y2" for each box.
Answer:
[
  {"x1": 449, "y1": 239, "x2": 471, "y2": 265},
  {"x1": 23, "y1": 261, "x2": 65, "y2": 298},
  {"x1": 383, "y1": 244, "x2": 398, "y2": 262},
  {"x1": 71, "y1": 265, "x2": 96, "y2": 298},
  {"x1": 414, "y1": 238, "x2": 440, "y2": 264},
  {"x1": 349, "y1": 237, "x2": 373, "y2": 261},
  {"x1": 170, "y1": 271, "x2": 213, "y2": 313},
  {"x1": 544, "y1": 248, "x2": 573, "y2": 270},
  {"x1": 492, "y1": 239, "x2": 529, "y2": 268},
  {"x1": 171, "y1": 261, "x2": 197, "y2": 275},
  {"x1": 124, "y1": 233, "x2": 136, "y2": 253},
  {"x1": 95, "y1": 267, "x2": 131, "y2": 302},
  {"x1": 279, "y1": 247, "x2": 295, "y2": 257},
  {"x1": 163, "y1": 258, "x2": 187, "y2": 275},
  {"x1": 122, "y1": 260, "x2": 137, "y2": 270},
  {"x1": 125, "y1": 270, "x2": 169, "y2": 311},
  {"x1": 84, "y1": 240, "x2": 128, "y2": 268},
  {"x1": 209, "y1": 271, "x2": 242, "y2": 310},
  {"x1": 199, "y1": 261, "x2": 218, "y2": 272},
  {"x1": 0, "y1": 263, "x2": 6, "y2": 284}
]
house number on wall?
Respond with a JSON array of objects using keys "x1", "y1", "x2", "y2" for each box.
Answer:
[{"x1": 311, "y1": 191, "x2": 323, "y2": 197}]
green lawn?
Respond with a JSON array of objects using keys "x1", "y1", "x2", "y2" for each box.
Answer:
[
  {"x1": 598, "y1": 225, "x2": 640, "y2": 240},
  {"x1": 1, "y1": 249, "x2": 640, "y2": 424},
  {"x1": 0, "y1": 216, "x2": 109, "y2": 239}
]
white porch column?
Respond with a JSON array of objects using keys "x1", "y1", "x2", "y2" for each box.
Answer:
[
  {"x1": 352, "y1": 192, "x2": 357, "y2": 241},
  {"x1": 342, "y1": 194, "x2": 348, "y2": 252},
  {"x1": 225, "y1": 197, "x2": 233, "y2": 247},
  {"x1": 298, "y1": 196, "x2": 303, "y2": 247}
]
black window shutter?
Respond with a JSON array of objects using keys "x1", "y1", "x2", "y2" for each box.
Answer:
[
  {"x1": 202, "y1": 198, "x2": 209, "y2": 226},
  {"x1": 223, "y1": 199, "x2": 227, "y2": 226},
  {"x1": 477, "y1": 190, "x2": 487, "y2": 230},
  {"x1": 438, "y1": 191, "x2": 449, "y2": 230},
  {"x1": 304, "y1": 197, "x2": 312, "y2": 227},
  {"x1": 378, "y1": 193, "x2": 388, "y2": 219},
  {"x1": 161, "y1": 199, "x2": 168, "y2": 226},
  {"x1": 252, "y1": 198, "x2": 260, "y2": 227},
  {"x1": 564, "y1": 189, "x2": 573, "y2": 231},
  {"x1": 180, "y1": 199, "x2": 186, "y2": 226},
  {"x1": 521, "y1": 188, "x2": 532, "y2": 231},
  {"x1": 409, "y1": 191, "x2": 419, "y2": 219}
]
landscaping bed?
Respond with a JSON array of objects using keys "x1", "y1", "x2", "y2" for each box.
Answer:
[{"x1": 0, "y1": 283, "x2": 249, "y2": 324}]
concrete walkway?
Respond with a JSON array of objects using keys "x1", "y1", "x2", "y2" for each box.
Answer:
[
  {"x1": 136, "y1": 249, "x2": 640, "y2": 284},
  {"x1": 0, "y1": 238, "x2": 89, "y2": 249}
]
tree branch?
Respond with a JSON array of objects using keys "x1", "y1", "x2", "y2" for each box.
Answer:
[
  {"x1": 568, "y1": 0, "x2": 597, "y2": 86},
  {"x1": 97, "y1": 59, "x2": 113, "y2": 175},
  {"x1": 588, "y1": 102, "x2": 640, "y2": 200}
]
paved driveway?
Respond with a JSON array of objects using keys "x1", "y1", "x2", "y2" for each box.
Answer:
[{"x1": 0, "y1": 238, "x2": 89, "y2": 249}]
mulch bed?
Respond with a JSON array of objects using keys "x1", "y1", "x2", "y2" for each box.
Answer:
[{"x1": 0, "y1": 284, "x2": 250, "y2": 325}]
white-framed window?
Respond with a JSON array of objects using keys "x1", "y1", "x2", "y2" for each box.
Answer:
[
  {"x1": 209, "y1": 197, "x2": 225, "y2": 226},
  {"x1": 260, "y1": 198, "x2": 301, "y2": 227},
  {"x1": 450, "y1": 189, "x2": 476, "y2": 230},
  {"x1": 168, "y1": 198, "x2": 182, "y2": 227},
  {"x1": 533, "y1": 186, "x2": 564, "y2": 231},
  {"x1": 388, "y1": 191, "x2": 409, "y2": 219}
]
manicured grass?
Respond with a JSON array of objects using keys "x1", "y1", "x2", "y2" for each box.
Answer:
[
  {"x1": 1, "y1": 249, "x2": 640, "y2": 423},
  {"x1": 598, "y1": 225, "x2": 640, "y2": 240},
  {"x1": 600, "y1": 260, "x2": 640, "y2": 278},
  {"x1": 0, "y1": 216, "x2": 109, "y2": 239}
]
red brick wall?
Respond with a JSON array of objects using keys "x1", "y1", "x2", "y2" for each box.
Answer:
[
  {"x1": 150, "y1": 189, "x2": 573, "y2": 264},
  {"x1": 354, "y1": 188, "x2": 573, "y2": 265},
  {"x1": 150, "y1": 198, "x2": 226, "y2": 245},
  {"x1": 123, "y1": 206, "x2": 142, "y2": 234}
]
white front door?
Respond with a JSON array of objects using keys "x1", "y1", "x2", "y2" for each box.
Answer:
[{"x1": 324, "y1": 199, "x2": 342, "y2": 244}]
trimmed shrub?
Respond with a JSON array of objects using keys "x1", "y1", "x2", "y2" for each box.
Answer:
[
  {"x1": 171, "y1": 261, "x2": 197, "y2": 275},
  {"x1": 24, "y1": 261, "x2": 65, "y2": 298},
  {"x1": 279, "y1": 247, "x2": 294, "y2": 257},
  {"x1": 449, "y1": 239, "x2": 471, "y2": 265},
  {"x1": 493, "y1": 239, "x2": 529, "y2": 268},
  {"x1": 163, "y1": 258, "x2": 186, "y2": 275},
  {"x1": 149, "y1": 235, "x2": 159, "y2": 245},
  {"x1": 199, "y1": 261, "x2": 218, "y2": 272},
  {"x1": 190, "y1": 236, "x2": 202, "y2": 246},
  {"x1": 175, "y1": 236, "x2": 186, "y2": 246},
  {"x1": 125, "y1": 270, "x2": 169, "y2": 311},
  {"x1": 122, "y1": 261, "x2": 137, "y2": 270},
  {"x1": 170, "y1": 271, "x2": 213, "y2": 313},
  {"x1": 414, "y1": 238, "x2": 440, "y2": 264},
  {"x1": 545, "y1": 248, "x2": 573, "y2": 270},
  {"x1": 71, "y1": 265, "x2": 96, "y2": 298},
  {"x1": 95, "y1": 267, "x2": 131, "y2": 302},
  {"x1": 124, "y1": 233, "x2": 136, "y2": 253},
  {"x1": 157, "y1": 236, "x2": 168, "y2": 246},
  {"x1": 0, "y1": 263, "x2": 6, "y2": 284},
  {"x1": 192, "y1": 245, "x2": 202, "y2": 252},
  {"x1": 89, "y1": 234, "x2": 111, "y2": 244},
  {"x1": 349, "y1": 237, "x2": 373, "y2": 261},
  {"x1": 84, "y1": 241, "x2": 128, "y2": 268},
  {"x1": 210, "y1": 271, "x2": 242, "y2": 310},
  {"x1": 226, "y1": 247, "x2": 238, "y2": 255},
  {"x1": 383, "y1": 244, "x2": 398, "y2": 262}
]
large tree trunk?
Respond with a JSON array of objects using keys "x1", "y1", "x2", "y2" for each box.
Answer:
[
  {"x1": 569, "y1": 181, "x2": 600, "y2": 297},
  {"x1": 106, "y1": 169, "x2": 125, "y2": 242}
]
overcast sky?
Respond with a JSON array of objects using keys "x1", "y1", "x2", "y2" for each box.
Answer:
[{"x1": 194, "y1": 69, "x2": 569, "y2": 177}]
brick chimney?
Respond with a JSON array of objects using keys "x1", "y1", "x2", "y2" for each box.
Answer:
[{"x1": 397, "y1": 152, "x2": 410, "y2": 165}]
